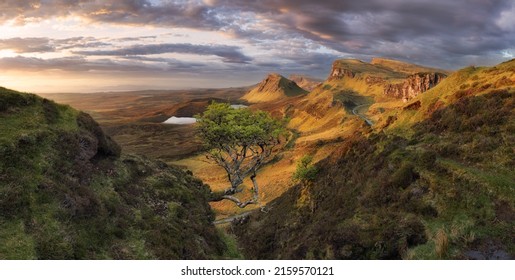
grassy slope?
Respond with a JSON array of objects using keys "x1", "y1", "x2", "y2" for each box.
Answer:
[
  {"x1": 383, "y1": 59, "x2": 515, "y2": 136},
  {"x1": 0, "y1": 87, "x2": 226, "y2": 259},
  {"x1": 232, "y1": 60, "x2": 514, "y2": 259},
  {"x1": 370, "y1": 57, "x2": 451, "y2": 75}
]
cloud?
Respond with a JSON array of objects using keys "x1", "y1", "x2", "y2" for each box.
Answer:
[
  {"x1": 0, "y1": 54, "x2": 246, "y2": 74},
  {"x1": 0, "y1": 37, "x2": 111, "y2": 53},
  {"x1": 207, "y1": 0, "x2": 515, "y2": 68},
  {"x1": 74, "y1": 43, "x2": 253, "y2": 63},
  {"x1": 0, "y1": 0, "x2": 221, "y2": 29},
  {"x1": 0, "y1": 55, "x2": 167, "y2": 72},
  {"x1": 0, "y1": 0, "x2": 513, "y2": 74},
  {"x1": 0, "y1": 37, "x2": 54, "y2": 53}
]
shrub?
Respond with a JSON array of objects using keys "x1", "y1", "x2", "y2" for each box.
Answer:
[{"x1": 293, "y1": 155, "x2": 318, "y2": 184}]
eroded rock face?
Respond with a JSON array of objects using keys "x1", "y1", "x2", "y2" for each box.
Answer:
[
  {"x1": 384, "y1": 73, "x2": 446, "y2": 101},
  {"x1": 329, "y1": 62, "x2": 355, "y2": 80},
  {"x1": 365, "y1": 76, "x2": 385, "y2": 85}
]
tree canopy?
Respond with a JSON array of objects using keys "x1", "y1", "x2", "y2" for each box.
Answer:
[{"x1": 196, "y1": 102, "x2": 284, "y2": 208}]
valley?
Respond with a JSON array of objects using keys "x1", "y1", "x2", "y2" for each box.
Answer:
[{"x1": 5, "y1": 57, "x2": 514, "y2": 260}]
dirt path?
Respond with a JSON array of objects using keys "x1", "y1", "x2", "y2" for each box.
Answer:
[{"x1": 214, "y1": 210, "x2": 255, "y2": 225}]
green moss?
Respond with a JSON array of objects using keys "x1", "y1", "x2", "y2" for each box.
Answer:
[{"x1": 0, "y1": 220, "x2": 36, "y2": 259}]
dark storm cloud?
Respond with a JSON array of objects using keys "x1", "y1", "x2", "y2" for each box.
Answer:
[
  {"x1": 0, "y1": 0, "x2": 513, "y2": 71},
  {"x1": 74, "y1": 43, "x2": 253, "y2": 63},
  {"x1": 208, "y1": 0, "x2": 515, "y2": 68},
  {"x1": 0, "y1": 0, "x2": 221, "y2": 29}
]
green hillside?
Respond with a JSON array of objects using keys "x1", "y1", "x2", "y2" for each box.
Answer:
[
  {"x1": 233, "y1": 60, "x2": 514, "y2": 259},
  {"x1": 0, "y1": 87, "x2": 225, "y2": 259}
]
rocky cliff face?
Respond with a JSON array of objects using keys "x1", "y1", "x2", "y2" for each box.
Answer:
[
  {"x1": 329, "y1": 62, "x2": 355, "y2": 80},
  {"x1": 255, "y1": 73, "x2": 297, "y2": 93},
  {"x1": 384, "y1": 73, "x2": 446, "y2": 101}
]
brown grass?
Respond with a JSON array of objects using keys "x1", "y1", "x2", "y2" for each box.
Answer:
[{"x1": 435, "y1": 228, "x2": 449, "y2": 259}]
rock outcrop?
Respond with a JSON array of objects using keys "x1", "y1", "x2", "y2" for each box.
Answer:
[
  {"x1": 365, "y1": 76, "x2": 385, "y2": 85},
  {"x1": 384, "y1": 72, "x2": 446, "y2": 101},
  {"x1": 242, "y1": 73, "x2": 307, "y2": 103},
  {"x1": 329, "y1": 62, "x2": 355, "y2": 80}
]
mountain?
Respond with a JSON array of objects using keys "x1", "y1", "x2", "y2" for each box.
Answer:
[
  {"x1": 242, "y1": 73, "x2": 308, "y2": 103},
  {"x1": 328, "y1": 58, "x2": 448, "y2": 100},
  {"x1": 0, "y1": 87, "x2": 227, "y2": 259},
  {"x1": 233, "y1": 59, "x2": 515, "y2": 259},
  {"x1": 288, "y1": 74, "x2": 323, "y2": 91}
]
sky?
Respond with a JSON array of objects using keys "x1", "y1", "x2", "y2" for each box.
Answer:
[{"x1": 0, "y1": 0, "x2": 514, "y2": 93}]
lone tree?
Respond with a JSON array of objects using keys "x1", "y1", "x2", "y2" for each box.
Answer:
[{"x1": 196, "y1": 103, "x2": 284, "y2": 208}]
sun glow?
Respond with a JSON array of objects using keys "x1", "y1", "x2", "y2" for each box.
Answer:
[{"x1": 0, "y1": 49, "x2": 17, "y2": 58}]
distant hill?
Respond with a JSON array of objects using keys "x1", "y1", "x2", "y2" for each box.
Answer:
[
  {"x1": 242, "y1": 73, "x2": 308, "y2": 103},
  {"x1": 0, "y1": 87, "x2": 226, "y2": 259},
  {"x1": 288, "y1": 74, "x2": 323, "y2": 91}
]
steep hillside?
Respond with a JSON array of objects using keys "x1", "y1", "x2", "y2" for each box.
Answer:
[
  {"x1": 0, "y1": 87, "x2": 225, "y2": 259},
  {"x1": 381, "y1": 58, "x2": 515, "y2": 134},
  {"x1": 242, "y1": 73, "x2": 308, "y2": 103},
  {"x1": 233, "y1": 60, "x2": 514, "y2": 259}
]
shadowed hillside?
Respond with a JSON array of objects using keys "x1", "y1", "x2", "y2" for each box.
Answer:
[{"x1": 0, "y1": 87, "x2": 226, "y2": 259}]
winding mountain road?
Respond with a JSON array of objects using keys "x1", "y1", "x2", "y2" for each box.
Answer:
[{"x1": 352, "y1": 103, "x2": 374, "y2": 126}]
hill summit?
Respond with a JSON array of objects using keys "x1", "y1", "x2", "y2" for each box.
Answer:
[{"x1": 242, "y1": 73, "x2": 307, "y2": 103}]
